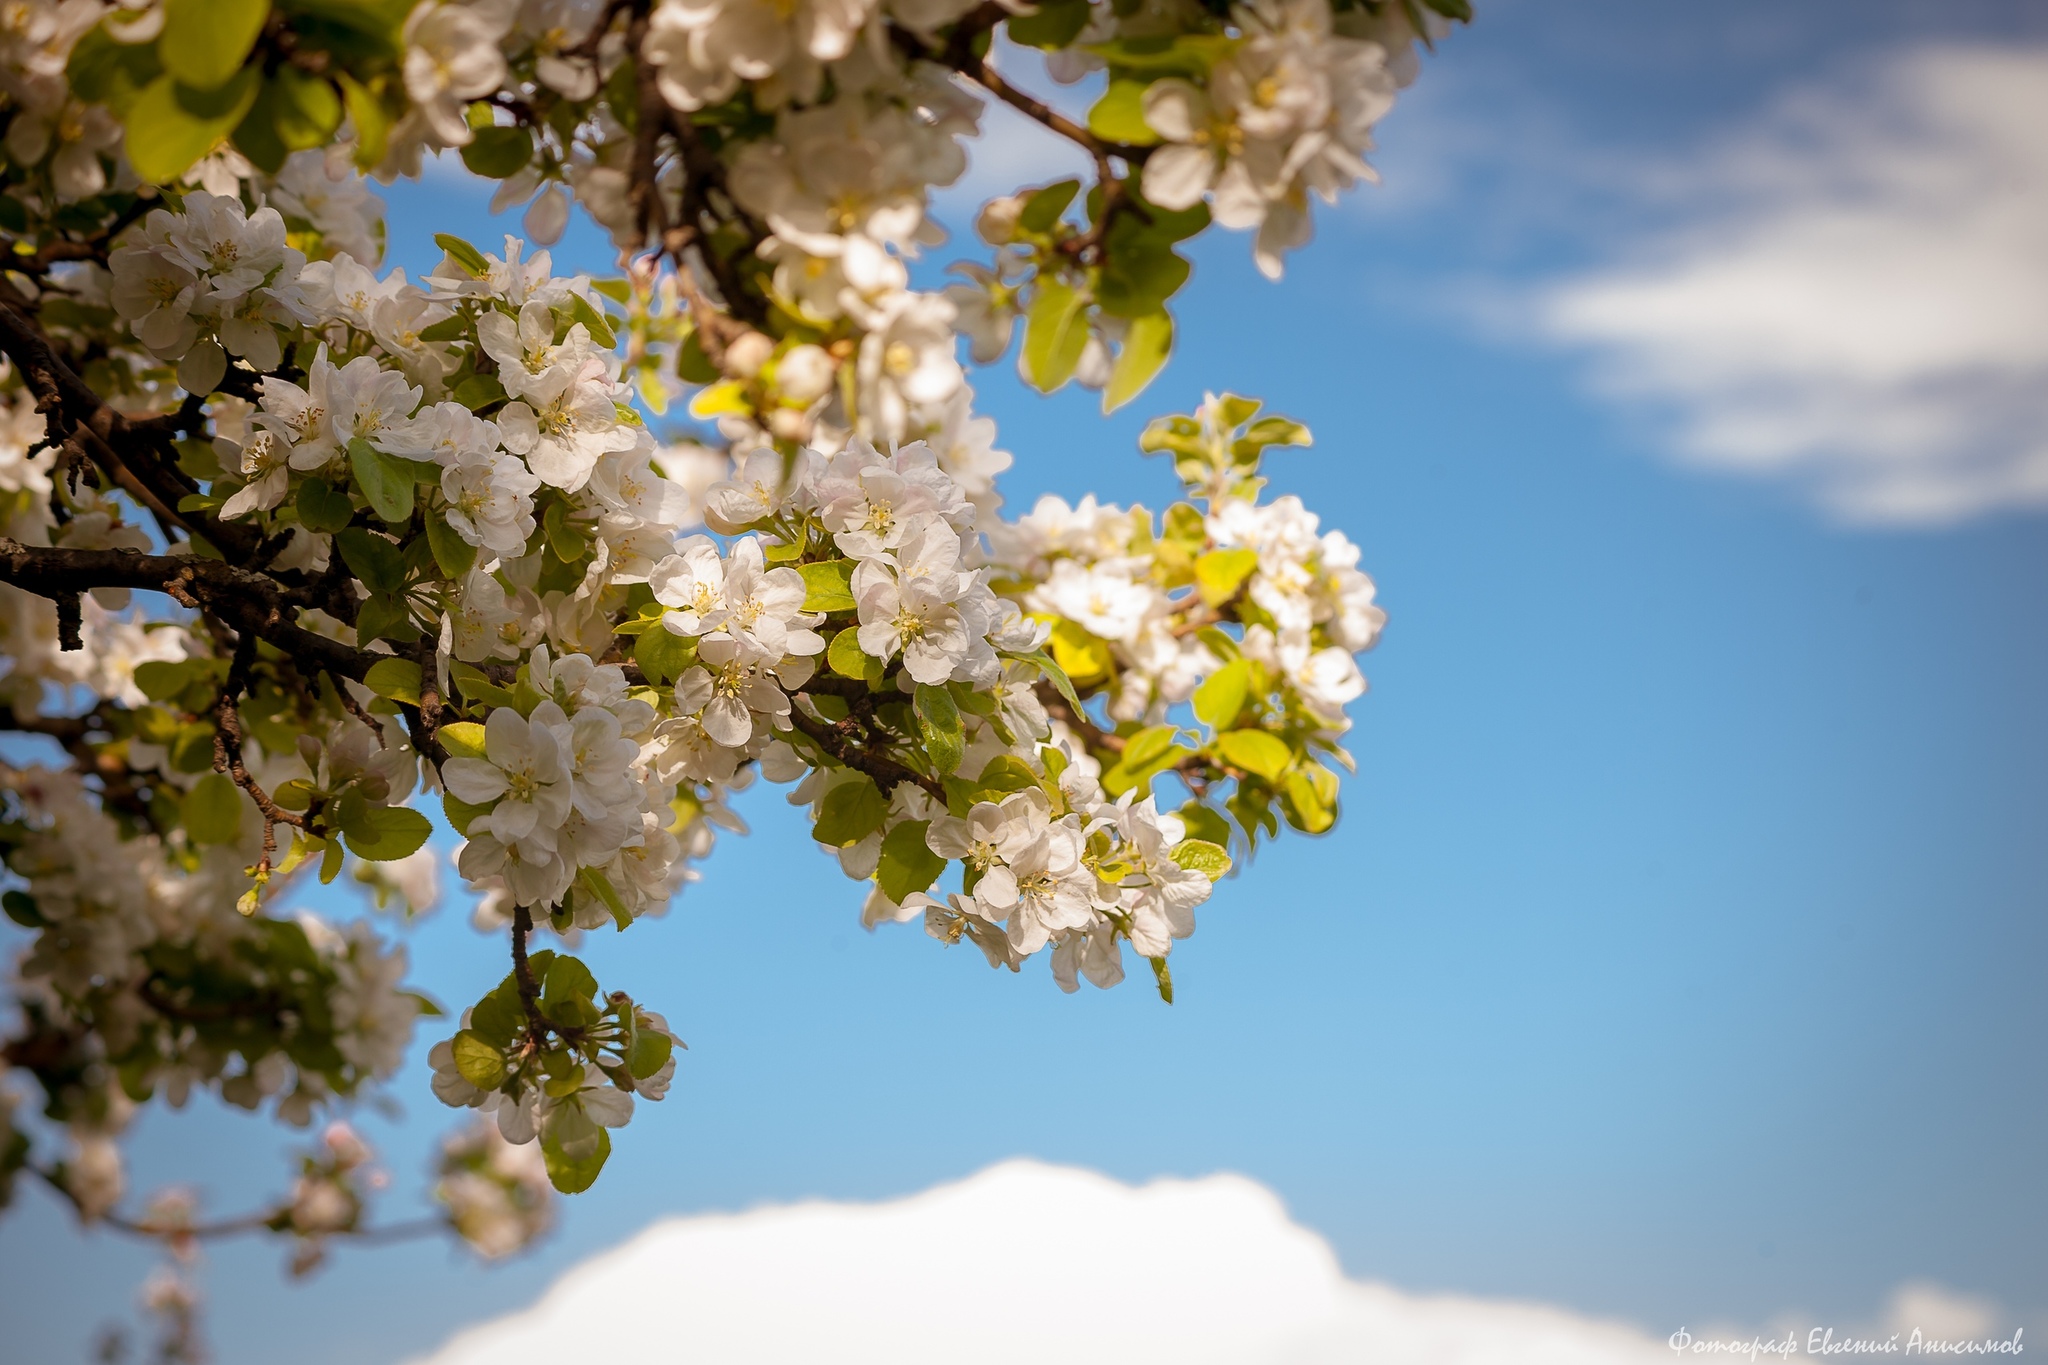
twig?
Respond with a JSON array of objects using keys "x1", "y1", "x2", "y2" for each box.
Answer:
[{"x1": 788, "y1": 707, "x2": 946, "y2": 801}]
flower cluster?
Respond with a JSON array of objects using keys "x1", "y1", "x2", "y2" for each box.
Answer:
[
  {"x1": 434, "y1": 1118, "x2": 555, "y2": 1259},
  {"x1": 1139, "y1": 0, "x2": 1429, "y2": 279},
  {"x1": 0, "y1": 0, "x2": 1443, "y2": 1234}
]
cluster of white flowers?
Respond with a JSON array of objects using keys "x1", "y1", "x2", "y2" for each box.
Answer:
[
  {"x1": 906, "y1": 786, "x2": 1211, "y2": 992},
  {"x1": 428, "y1": 999, "x2": 681, "y2": 1153},
  {"x1": 0, "y1": 0, "x2": 124, "y2": 204},
  {"x1": 108, "y1": 193, "x2": 316, "y2": 395},
  {"x1": 0, "y1": 760, "x2": 423, "y2": 1215},
  {"x1": 434, "y1": 1118, "x2": 554, "y2": 1258},
  {"x1": 447, "y1": 647, "x2": 686, "y2": 917},
  {"x1": 1138, "y1": 0, "x2": 1427, "y2": 278}
]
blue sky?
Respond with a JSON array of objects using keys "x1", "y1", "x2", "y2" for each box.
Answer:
[{"x1": 5, "y1": 1, "x2": 2046, "y2": 1359}]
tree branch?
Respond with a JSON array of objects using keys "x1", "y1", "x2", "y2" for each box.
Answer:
[
  {"x1": 0, "y1": 539, "x2": 372, "y2": 684},
  {"x1": 788, "y1": 706, "x2": 945, "y2": 801}
]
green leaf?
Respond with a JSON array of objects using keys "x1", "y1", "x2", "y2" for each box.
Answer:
[
  {"x1": 1281, "y1": 765, "x2": 1339, "y2": 834},
  {"x1": 363, "y1": 657, "x2": 422, "y2": 706},
  {"x1": 450, "y1": 1029, "x2": 507, "y2": 1089},
  {"x1": 349, "y1": 438, "x2": 414, "y2": 525},
  {"x1": 460, "y1": 124, "x2": 532, "y2": 179},
  {"x1": 335, "y1": 526, "x2": 404, "y2": 593},
  {"x1": 627, "y1": 1028, "x2": 673, "y2": 1080},
  {"x1": 1177, "y1": 800, "x2": 1233, "y2": 848},
  {"x1": 1150, "y1": 954, "x2": 1174, "y2": 1004},
  {"x1": 541, "y1": 1127, "x2": 609, "y2": 1194},
  {"x1": 341, "y1": 805, "x2": 432, "y2": 861},
  {"x1": 438, "y1": 720, "x2": 487, "y2": 759},
  {"x1": 318, "y1": 835, "x2": 344, "y2": 883},
  {"x1": 827, "y1": 628, "x2": 872, "y2": 681},
  {"x1": 633, "y1": 625, "x2": 697, "y2": 688},
  {"x1": 813, "y1": 777, "x2": 888, "y2": 847},
  {"x1": 577, "y1": 866, "x2": 632, "y2": 931},
  {"x1": 1168, "y1": 837, "x2": 1232, "y2": 881},
  {"x1": 1215, "y1": 729, "x2": 1292, "y2": 782},
  {"x1": 123, "y1": 68, "x2": 262, "y2": 183},
  {"x1": 434, "y1": 234, "x2": 490, "y2": 277},
  {"x1": 1088, "y1": 80, "x2": 1160, "y2": 145},
  {"x1": 182, "y1": 773, "x2": 244, "y2": 845},
  {"x1": 1085, "y1": 33, "x2": 1234, "y2": 76},
  {"x1": 877, "y1": 820, "x2": 945, "y2": 904},
  {"x1": 354, "y1": 592, "x2": 416, "y2": 646},
  {"x1": 1122, "y1": 724, "x2": 1183, "y2": 770},
  {"x1": 450, "y1": 662, "x2": 516, "y2": 708},
  {"x1": 424, "y1": 513, "x2": 477, "y2": 580},
  {"x1": 1098, "y1": 223, "x2": 1191, "y2": 317},
  {"x1": 295, "y1": 478, "x2": 355, "y2": 534},
  {"x1": 337, "y1": 72, "x2": 388, "y2": 169},
  {"x1": 567, "y1": 293, "x2": 618, "y2": 350},
  {"x1": 1022, "y1": 277, "x2": 1091, "y2": 393},
  {"x1": 675, "y1": 329, "x2": 718, "y2": 384},
  {"x1": 66, "y1": 27, "x2": 162, "y2": 113},
  {"x1": 797, "y1": 559, "x2": 856, "y2": 613},
  {"x1": 1103, "y1": 310, "x2": 1172, "y2": 412},
  {"x1": 451, "y1": 371, "x2": 506, "y2": 409},
  {"x1": 1195, "y1": 547, "x2": 1259, "y2": 608},
  {"x1": 441, "y1": 792, "x2": 490, "y2": 836},
  {"x1": 1007, "y1": 648, "x2": 1083, "y2": 713},
  {"x1": 467, "y1": 979, "x2": 525, "y2": 1046},
  {"x1": 543, "y1": 954, "x2": 597, "y2": 1009},
  {"x1": 1236, "y1": 416, "x2": 1311, "y2": 454},
  {"x1": 914, "y1": 683, "x2": 964, "y2": 777},
  {"x1": 1193, "y1": 657, "x2": 1252, "y2": 730},
  {"x1": 3, "y1": 891, "x2": 45, "y2": 929},
  {"x1": 268, "y1": 66, "x2": 344, "y2": 152},
  {"x1": 134, "y1": 658, "x2": 200, "y2": 702},
  {"x1": 159, "y1": 0, "x2": 268, "y2": 91},
  {"x1": 1007, "y1": 0, "x2": 1091, "y2": 46},
  {"x1": 1018, "y1": 179, "x2": 1081, "y2": 234}
]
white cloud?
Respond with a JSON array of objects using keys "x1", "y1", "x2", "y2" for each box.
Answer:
[
  {"x1": 405, "y1": 1160, "x2": 1677, "y2": 1365},
  {"x1": 1534, "y1": 45, "x2": 2048, "y2": 524}
]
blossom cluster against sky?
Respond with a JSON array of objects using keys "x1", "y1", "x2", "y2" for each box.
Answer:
[{"x1": 3, "y1": 1, "x2": 2045, "y2": 1361}]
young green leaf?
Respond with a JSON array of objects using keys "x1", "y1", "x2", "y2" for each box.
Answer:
[
  {"x1": 123, "y1": 68, "x2": 261, "y2": 182},
  {"x1": 1023, "y1": 277, "x2": 1091, "y2": 393},
  {"x1": 425, "y1": 513, "x2": 478, "y2": 580},
  {"x1": 876, "y1": 820, "x2": 945, "y2": 903},
  {"x1": 295, "y1": 478, "x2": 355, "y2": 534},
  {"x1": 158, "y1": 0, "x2": 268, "y2": 91},
  {"x1": 363, "y1": 657, "x2": 422, "y2": 706},
  {"x1": 1193, "y1": 657, "x2": 1252, "y2": 731},
  {"x1": 1088, "y1": 80, "x2": 1161, "y2": 145},
  {"x1": 1194, "y1": 547, "x2": 1259, "y2": 608},
  {"x1": 182, "y1": 773, "x2": 244, "y2": 845},
  {"x1": 1215, "y1": 729, "x2": 1292, "y2": 782},
  {"x1": 450, "y1": 1030, "x2": 508, "y2": 1089},
  {"x1": 434, "y1": 234, "x2": 490, "y2": 276},
  {"x1": 541, "y1": 1127, "x2": 609, "y2": 1194},
  {"x1": 1103, "y1": 310, "x2": 1172, "y2": 412},
  {"x1": 633, "y1": 625, "x2": 697, "y2": 688},
  {"x1": 341, "y1": 805, "x2": 432, "y2": 861},
  {"x1": 797, "y1": 559, "x2": 856, "y2": 612},
  {"x1": 1168, "y1": 838, "x2": 1232, "y2": 881},
  {"x1": 914, "y1": 683, "x2": 964, "y2": 776},
  {"x1": 349, "y1": 438, "x2": 414, "y2": 524},
  {"x1": 813, "y1": 777, "x2": 889, "y2": 846}
]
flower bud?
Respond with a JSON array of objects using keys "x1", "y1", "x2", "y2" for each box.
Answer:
[
  {"x1": 976, "y1": 195, "x2": 1025, "y2": 246},
  {"x1": 724, "y1": 331, "x2": 774, "y2": 379},
  {"x1": 774, "y1": 343, "x2": 834, "y2": 404},
  {"x1": 765, "y1": 408, "x2": 809, "y2": 442}
]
